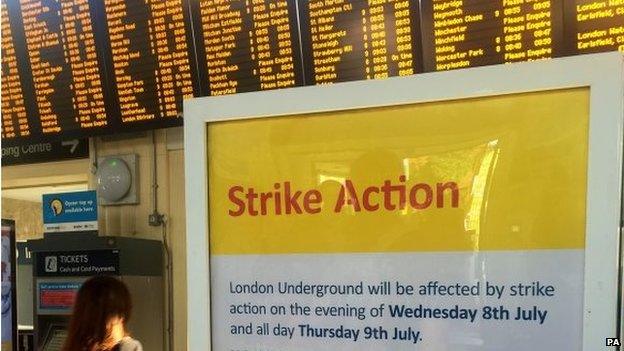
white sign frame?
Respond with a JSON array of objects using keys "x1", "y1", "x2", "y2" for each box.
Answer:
[{"x1": 185, "y1": 52, "x2": 624, "y2": 350}]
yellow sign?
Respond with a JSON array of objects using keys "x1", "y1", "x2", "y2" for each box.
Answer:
[{"x1": 208, "y1": 88, "x2": 589, "y2": 255}]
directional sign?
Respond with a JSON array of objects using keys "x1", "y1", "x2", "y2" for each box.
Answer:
[
  {"x1": 1, "y1": 139, "x2": 89, "y2": 166},
  {"x1": 61, "y1": 139, "x2": 80, "y2": 153},
  {"x1": 36, "y1": 250, "x2": 119, "y2": 277}
]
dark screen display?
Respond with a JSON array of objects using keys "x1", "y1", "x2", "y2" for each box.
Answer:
[
  {"x1": 298, "y1": 0, "x2": 423, "y2": 84},
  {"x1": 191, "y1": 0, "x2": 303, "y2": 95},
  {"x1": 20, "y1": 0, "x2": 109, "y2": 133},
  {"x1": 1, "y1": 0, "x2": 622, "y2": 146},
  {"x1": 98, "y1": 0, "x2": 198, "y2": 125},
  {"x1": 1, "y1": 0, "x2": 201, "y2": 146},
  {"x1": 420, "y1": 0, "x2": 565, "y2": 71},
  {"x1": 11, "y1": 0, "x2": 110, "y2": 139},
  {"x1": 1, "y1": 0, "x2": 31, "y2": 139},
  {"x1": 564, "y1": 0, "x2": 624, "y2": 54}
]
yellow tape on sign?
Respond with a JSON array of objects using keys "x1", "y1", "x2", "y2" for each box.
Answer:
[{"x1": 207, "y1": 88, "x2": 589, "y2": 255}]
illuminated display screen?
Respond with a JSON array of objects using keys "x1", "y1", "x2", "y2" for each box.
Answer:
[
  {"x1": 1, "y1": 0, "x2": 622, "y2": 146},
  {"x1": 191, "y1": 0, "x2": 303, "y2": 95},
  {"x1": 1, "y1": 0, "x2": 30, "y2": 139},
  {"x1": 20, "y1": 0, "x2": 109, "y2": 133},
  {"x1": 298, "y1": 0, "x2": 423, "y2": 84},
  {"x1": 38, "y1": 282, "x2": 81, "y2": 311},
  {"x1": 1, "y1": 220, "x2": 16, "y2": 351},
  {"x1": 99, "y1": 0, "x2": 198, "y2": 123},
  {"x1": 564, "y1": 0, "x2": 624, "y2": 54},
  {"x1": 420, "y1": 0, "x2": 565, "y2": 71}
]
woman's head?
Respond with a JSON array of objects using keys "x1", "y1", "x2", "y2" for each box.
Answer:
[{"x1": 63, "y1": 275, "x2": 132, "y2": 351}]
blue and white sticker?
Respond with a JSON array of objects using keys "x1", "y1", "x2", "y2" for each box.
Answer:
[{"x1": 42, "y1": 191, "x2": 98, "y2": 233}]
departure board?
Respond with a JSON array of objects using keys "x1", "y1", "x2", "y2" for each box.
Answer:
[
  {"x1": 564, "y1": 0, "x2": 624, "y2": 54},
  {"x1": 99, "y1": 0, "x2": 198, "y2": 124},
  {"x1": 420, "y1": 0, "x2": 565, "y2": 71},
  {"x1": 2, "y1": 0, "x2": 624, "y2": 147},
  {"x1": 191, "y1": 0, "x2": 303, "y2": 95},
  {"x1": 1, "y1": 0, "x2": 30, "y2": 139},
  {"x1": 19, "y1": 0, "x2": 109, "y2": 133},
  {"x1": 298, "y1": 0, "x2": 423, "y2": 84}
]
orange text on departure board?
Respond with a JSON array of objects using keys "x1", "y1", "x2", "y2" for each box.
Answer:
[
  {"x1": 431, "y1": 0, "x2": 556, "y2": 71},
  {"x1": 105, "y1": 0, "x2": 194, "y2": 123},
  {"x1": 20, "y1": 0, "x2": 107, "y2": 132},
  {"x1": 574, "y1": 0, "x2": 624, "y2": 52},
  {"x1": 199, "y1": 0, "x2": 298, "y2": 95},
  {"x1": 1, "y1": 1, "x2": 30, "y2": 138},
  {"x1": 308, "y1": 0, "x2": 416, "y2": 83}
]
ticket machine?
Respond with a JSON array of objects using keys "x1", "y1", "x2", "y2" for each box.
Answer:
[{"x1": 28, "y1": 233, "x2": 164, "y2": 351}]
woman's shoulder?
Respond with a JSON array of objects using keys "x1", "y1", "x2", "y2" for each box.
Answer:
[{"x1": 116, "y1": 337, "x2": 143, "y2": 351}]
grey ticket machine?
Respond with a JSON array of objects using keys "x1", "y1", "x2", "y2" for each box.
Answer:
[{"x1": 28, "y1": 233, "x2": 164, "y2": 351}]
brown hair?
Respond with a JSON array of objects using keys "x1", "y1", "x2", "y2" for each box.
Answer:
[{"x1": 63, "y1": 275, "x2": 132, "y2": 351}]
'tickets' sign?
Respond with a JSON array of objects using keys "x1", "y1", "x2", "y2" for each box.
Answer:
[
  {"x1": 36, "y1": 250, "x2": 119, "y2": 277},
  {"x1": 207, "y1": 89, "x2": 589, "y2": 350}
]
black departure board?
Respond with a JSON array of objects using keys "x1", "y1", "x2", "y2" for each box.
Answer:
[
  {"x1": 2, "y1": 0, "x2": 623, "y2": 147},
  {"x1": 298, "y1": 0, "x2": 423, "y2": 84},
  {"x1": 1, "y1": 0, "x2": 30, "y2": 139},
  {"x1": 19, "y1": 0, "x2": 109, "y2": 133},
  {"x1": 564, "y1": 0, "x2": 624, "y2": 54},
  {"x1": 98, "y1": 0, "x2": 199, "y2": 124},
  {"x1": 191, "y1": 0, "x2": 303, "y2": 95},
  {"x1": 420, "y1": 0, "x2": 565, "y2": 71}
]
